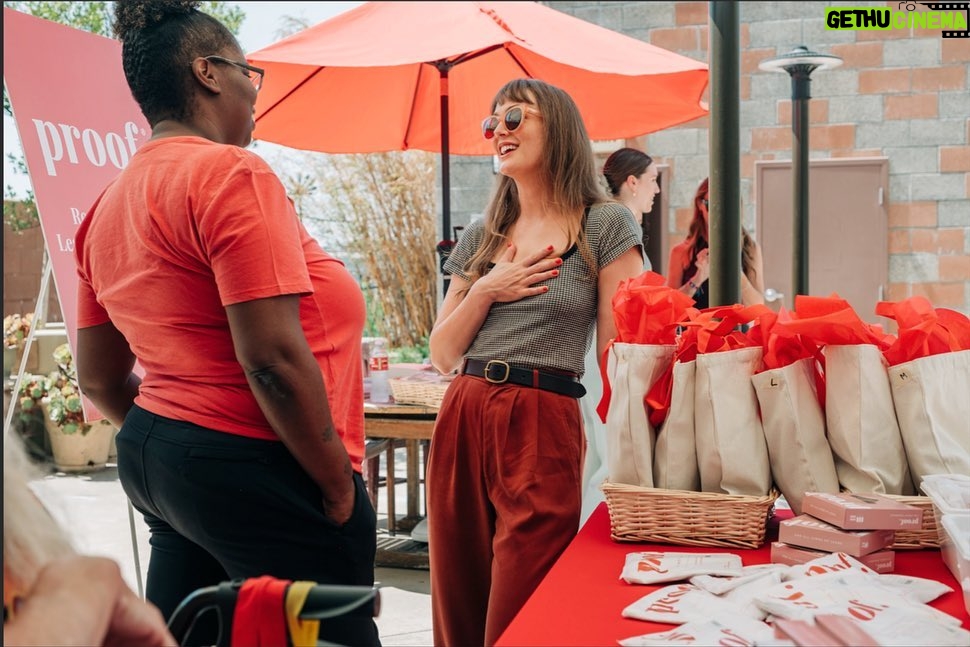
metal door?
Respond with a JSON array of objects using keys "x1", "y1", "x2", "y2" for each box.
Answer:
[{"x1": 756, "y1": 158, "x2": 889, "y2": 323}]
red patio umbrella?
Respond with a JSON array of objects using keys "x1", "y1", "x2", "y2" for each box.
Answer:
[{"x1": 247, "y1": 0, "x2": 708, "y2": 244}]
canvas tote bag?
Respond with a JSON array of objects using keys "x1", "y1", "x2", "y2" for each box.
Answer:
[
  {"x1": 603, "y1": 342, "x2": 675, "y2": 487},
  {"x1": 824, "y1": 344, "x2": 915, "y2": 495},
  {"x1": 694, "y1": 346, "x2": 772, "y2": 496},
  {"x1": 652, "y1": 359, "x2": 700, "y2": 491},
  {"x1": 752, "y1": 357, "x2": 839, "y2": 514},
  {"x1": 888, "y1": 349, "x2": 970, "y2": 482}
]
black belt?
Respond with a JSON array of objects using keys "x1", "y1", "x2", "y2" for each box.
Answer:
[{"x1": 462, "y1": 359, "x2": 586, "y2": 399}]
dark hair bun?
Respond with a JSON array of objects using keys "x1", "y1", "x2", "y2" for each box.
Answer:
[{"x1": 113, "y1": 0, "x2": 200, "y2": 41}]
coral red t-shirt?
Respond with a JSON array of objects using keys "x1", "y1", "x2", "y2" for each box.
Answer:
[{"x1": 74, "y1": 137, "x2": 366, "y2": 471}]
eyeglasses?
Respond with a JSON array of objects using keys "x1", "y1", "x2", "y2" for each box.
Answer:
[
  {"x1": 481, "y1": 105, "x2": 541, "y2": 140},
  {"x1": 204, "y1": 55, "x2": 265, "y2": 91}
]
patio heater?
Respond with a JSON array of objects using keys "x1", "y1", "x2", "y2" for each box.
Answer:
[{"x1": 759, "y1": 46, "x2": 842, "y2": 297}]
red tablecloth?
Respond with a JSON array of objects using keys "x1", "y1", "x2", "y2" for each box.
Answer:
[{"x1": 496, "y1": 502, "x2": 969, "y2": 646}]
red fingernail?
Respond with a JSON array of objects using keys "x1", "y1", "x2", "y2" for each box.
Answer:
[
  {"x1": 552, "y1": 269, "x2": 559, "y2": 277},
  {"x1": 547, "y1": 245, "x2": 554, "y2": 251},
  {"x1": 555, "y1": 258, "x2": 563, "y2": 266},
  {"x1": 543, "y1": 286, "x2": 550, "y2": 292}
]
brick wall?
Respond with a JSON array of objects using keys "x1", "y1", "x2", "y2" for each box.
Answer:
[
  {"x1": 442, "y1": 1, "x2": 969, "y2": 314},
  {"x1": 597, "y1": 0, "x2": 967, "y2": 312}
]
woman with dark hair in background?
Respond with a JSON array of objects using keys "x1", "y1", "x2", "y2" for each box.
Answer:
[
  {"x1": 666, "y1": 177, "x2": 765, "y2": 307},
  {"x1": 426, "y1": 78, "x2": 644, "y2": 646},
  {"x1": 577, "y1": 146, "x2": 661, "y2": 523},
  {"x1": 601, "y1": 146, "x2": 660, "y2": 271},
  {"x1": 73, "y1": 2, "x2": 378, "y2": 644}
]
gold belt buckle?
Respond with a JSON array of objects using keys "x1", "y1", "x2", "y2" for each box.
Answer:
[{"x1": 484, "y1": 360, "x2": 511, "y2": 384}]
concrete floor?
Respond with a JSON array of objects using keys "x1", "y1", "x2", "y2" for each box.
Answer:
[{"x1": 29, "y1": 454, "x2": 433, "y2": 646}]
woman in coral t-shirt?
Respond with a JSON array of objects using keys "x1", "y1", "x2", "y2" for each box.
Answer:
[{"x1": 73, "y1": 2, "x2": 378, "y2": 645}]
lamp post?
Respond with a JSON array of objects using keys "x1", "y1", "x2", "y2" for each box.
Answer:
[{"x1": 759, "y1": 46, "x2": 842, "y2": 297}]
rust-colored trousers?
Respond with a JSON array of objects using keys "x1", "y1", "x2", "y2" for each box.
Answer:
[{"x1": 427, "y1": 374, "x2": 585, "y2": 646}]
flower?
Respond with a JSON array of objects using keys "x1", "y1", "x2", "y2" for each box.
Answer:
[
  {"x1": 46, "y1": 382, "x2": 87, "y2": 435},
  {"x1": 51, "y1": 342, "x2": 76, "y2": 382},
  {"x1": 18, "y1": 374, "x2": 50, "y2": 415},
  {"x1": 17, "y1": 343, "x2": 94, "y2": 435},
  {"x1": 3, "y1": 313, "x2": 34, "y2": 350}
]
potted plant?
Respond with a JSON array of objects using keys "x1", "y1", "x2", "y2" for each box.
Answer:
[
  {"x1": 17, "y1": 343, "x2": 115, "y2": 472},
  {"x1": 3, "y1": 312, "x2": 33, "y2": 381}
]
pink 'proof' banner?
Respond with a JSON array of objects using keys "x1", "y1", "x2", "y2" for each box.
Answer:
[{"x1": 3, "y1": 8, "x2": 150, "y2": 420}]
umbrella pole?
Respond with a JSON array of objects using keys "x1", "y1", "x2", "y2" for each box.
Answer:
[
  {"x1": 440, "y1": 72, "x2": 451, "y2": 254},
  {"x1": 439, "y1": 66, "x2": 452, "y2": 296}
]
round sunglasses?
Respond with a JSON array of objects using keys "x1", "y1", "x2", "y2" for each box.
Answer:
[{"x1": 482, "y1": 106, "x2": 541, "y2": 140}]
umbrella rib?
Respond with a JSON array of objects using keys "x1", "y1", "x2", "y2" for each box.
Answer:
[
  {"x1": 256, "y1": 66, "x2": 328, "y2": 125},
  {"x1": 444, "y1": 43, "x2": 504, "y2": 67},
  {"x1": 402, "y1": 63, "x2": 431, "y2": 150},
  {"x1": 503, "y1": 46, "x2": 534, "y2": 78}
]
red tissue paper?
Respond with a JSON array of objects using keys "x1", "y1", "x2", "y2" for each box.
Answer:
[
  {"x1": 610, "y1": 271, "x2": 697, "y2": 344},
  {"x1": 596, "y1": 271, "x2": 697, "y2": 423},
  {"x1": 776, "y1": 294, "x2": 896, "y2": 350},
  {"x1": 746, "y1": 307, "x2": 825, "y2": 371},
  {"x1": 643, "y1": 302, "x2": 771, "y2": 428},
  {"x1": 876, "y1": 295, "x2": 970, "y2": 366},
  {"x1": 680, "y1": 303, "x2": 772, "y2": 354}
]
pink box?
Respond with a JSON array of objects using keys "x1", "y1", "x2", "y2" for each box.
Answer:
[
  {"x1": 770, "y1": 541, "x2": 895, "y2": 573},
  {"x1": 778, "y1": 515, "x2": 896, "y2": 557},
  {"x1": 773, "y1": 618, "x2": 842, "y2": 646},
  {"x1": 815, "y1": 614, "x2": 880, "y2": 646},
  {"x1": 802, "y1": 492, "x2": 923, "y2": 530}
]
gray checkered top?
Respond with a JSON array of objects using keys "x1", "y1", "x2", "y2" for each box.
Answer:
[{"x1": 444, "y1": 202, "x2": 642, "y2": 377}]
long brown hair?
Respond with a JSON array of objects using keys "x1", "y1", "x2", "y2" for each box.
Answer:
[
  {"x1": 684, "y1": 177, "x2": 758, "y2": 283},
  {"x1": 464, "y1": 79, "x2": 607, "y2": 282}
]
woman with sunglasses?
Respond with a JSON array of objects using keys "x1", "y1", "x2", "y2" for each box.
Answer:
[
  {"x1": 72, "y1": 2, "x2": 378, "y2": 645},
  {"x1": 666, "y1": 177, "x2": 765, "y2": 307},
  {"x1": 426, "y1": 79, "x2": 644, "y2": 646}
]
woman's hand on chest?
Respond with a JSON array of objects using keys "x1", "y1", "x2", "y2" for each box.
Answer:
[{"x1": 475, "y1": 243, "x2": 563, "y2": 304}]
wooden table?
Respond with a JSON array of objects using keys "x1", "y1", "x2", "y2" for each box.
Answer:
[{"x1": 363, "y1": 402, "x2": 436, "y2": 534}]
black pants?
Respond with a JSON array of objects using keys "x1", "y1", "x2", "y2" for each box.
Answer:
[{"x1": 117, "y1": 405, "x2": 380, "y2": 646}]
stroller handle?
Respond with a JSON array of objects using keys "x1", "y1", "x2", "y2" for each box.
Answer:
[{"x1": 167, "y1": 579, "x2": 380, "y2": 647}]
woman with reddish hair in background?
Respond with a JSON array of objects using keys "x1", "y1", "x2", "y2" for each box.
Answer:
[{"x1": 666, "y1": 177, "x2": 765, "y2": 307}]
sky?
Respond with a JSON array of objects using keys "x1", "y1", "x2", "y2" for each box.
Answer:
[
  {"x1": 3, "y1": 1, "x2": 363, "y2": 198},
  {"x1": 236, "y1": 1, "x2": 361, "y2": 52}
]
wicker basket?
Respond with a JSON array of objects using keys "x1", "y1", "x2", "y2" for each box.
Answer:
[
  {"x1": 601, "y1": 481, "x2": 779, "y2": 549},
  {"x1": 389, "y1": 374, "x2": 451, "y2": 409},
  {"x1": 886, "y1": 494, "x2": 942, "y2": 550}
]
